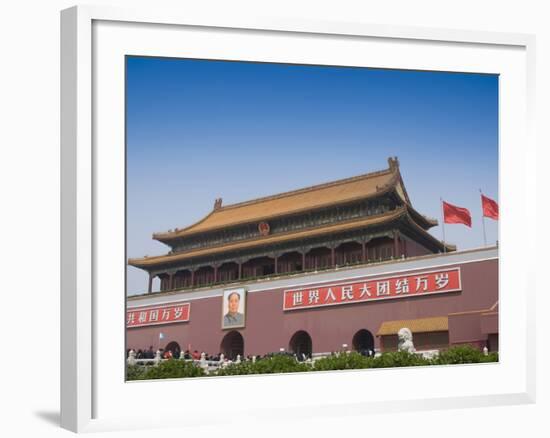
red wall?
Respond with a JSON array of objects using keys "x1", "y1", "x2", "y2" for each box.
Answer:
[{"x1": 127, "y1": 258, "x2": 498, "y2": 356}]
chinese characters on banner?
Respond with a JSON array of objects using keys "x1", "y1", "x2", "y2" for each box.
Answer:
[
  {"x1": 127, "y1": 303, "x2": 191, "y2": 328},
  {"x1": 283, "y1": 268, "x2": 461, "y2": 311}
]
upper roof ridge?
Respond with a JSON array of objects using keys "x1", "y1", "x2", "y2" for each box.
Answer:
[
  {"x1": 153, "y1": 157, "x2": 402, "y2": 241},
  {"x1": 218, "y1": 164, "x2": 396, "y2": 212}
]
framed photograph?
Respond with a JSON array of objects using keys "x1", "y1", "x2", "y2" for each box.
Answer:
[
  {"x1": 61, "y1": 5, "x2": 536, "y2": 433},
  {"x1": 221, "y1": 288, "x2": 247, "y2": 330}
]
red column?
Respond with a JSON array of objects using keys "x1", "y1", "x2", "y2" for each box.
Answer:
[
  {"x1": 331, "y1": 246, "x2": 335, "y2": 267},
  {"x1": 274, "y1": 256, "x2": 278, "y2": 274},
  {"x1": 238, "y1": 262, "x2": 242, "y2": 279},
  {"x1": 168, "y1": 273, "x2": 174, "y2": 290},
  {"x1": 148, "y1": 273, "x2": 153, "y2": 294},
  {"x1": 213, "y1": 265, "x2": 218, "y2": 284},
  {"x1": 302, "y1": 252, "x2": 306, "y2": 270},
  {"x1": 190, "y1": 270, "x2": 195, "y2": 287},
  {"x1": 393, "y1": 231, "x2": 400, "y2": 258},
  {"x1": 362, "y1": 241, "x2": 366, "y2": 263}
]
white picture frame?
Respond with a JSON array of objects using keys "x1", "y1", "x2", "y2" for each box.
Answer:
[{"x1": 60, "y1": 5, "x2": 536, "y2": 433}]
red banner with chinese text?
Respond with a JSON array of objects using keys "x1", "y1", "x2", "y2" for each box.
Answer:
[
  {"x1": 283, "y1": 268, "x2": 461, "y2": 311},
  {"x1": 127, "y1": 303, "x2": 190, "y2": 328}
]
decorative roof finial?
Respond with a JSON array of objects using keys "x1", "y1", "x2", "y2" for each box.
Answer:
[
  {"x1": 388, "y1": 156, "x2": 399, "y2": 170},
  {"x1": 213, "y1": 197, "x2": 223, "y2": 210}
]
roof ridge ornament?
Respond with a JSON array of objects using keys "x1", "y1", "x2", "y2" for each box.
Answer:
[
  {"x1": 388, "y1": 156, "x2": 399, "y2": 171},
  {"x1": 213, "y1": 197, "x2": 223, "y2": 210}
]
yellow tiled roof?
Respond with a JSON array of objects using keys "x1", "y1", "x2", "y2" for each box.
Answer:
[
  {"x1": 154, "y1": 159, "x2": 401, "y2": 241},
  {"x1": 129, "y1": 207, "x2": 406, "y2": 268},
  {"x1": 377, "y1": 316, "x2": 449, "y2": 336}
]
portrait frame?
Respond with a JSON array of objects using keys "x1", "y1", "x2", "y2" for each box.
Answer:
[
  {"x1": 221, "y1": 287, "x2": 247, "y2": 330},
  {"x1": 61, "y1": 4, "x2": 536, "y2": 433}
]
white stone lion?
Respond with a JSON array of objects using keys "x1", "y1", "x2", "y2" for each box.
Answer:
[{"x1": 397, "y1": 327, "x2": 416, "y2": 353}]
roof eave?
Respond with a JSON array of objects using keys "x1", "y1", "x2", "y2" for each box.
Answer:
[
  {"x1": 402, "y1": 210, "x2": 455, "y2": 253},
  {"x1": 153, "y1": 175, "x2": 401, "y2": 243},
  {"x1": 128, "y1": 207, "x2": 408, "y2": 270}
]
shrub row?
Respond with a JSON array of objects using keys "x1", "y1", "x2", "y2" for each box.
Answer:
[
  {"x1": 216, "y1": 354, "x2": 311, "y2": 376},
  {"x1": 126, "y1": 345, "x2": 498, "y2": 380},
  {"x1": 127, "y1": 359, "x2": 206, "y2": 380},
  {"x1": 314, "y1": 346, "x2": 498, "y2": 371}
]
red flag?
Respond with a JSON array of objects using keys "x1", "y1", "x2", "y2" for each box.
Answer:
[
  {"x1": 443, "y1": 201, "x2": 472, "y2": 227},
  {"x1": 481, "y1": 194, "x2": 499, "y2": 220}
]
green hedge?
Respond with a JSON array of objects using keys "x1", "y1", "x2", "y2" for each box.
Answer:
[
  {"x1": 370, "y1": 351, "x2": 431, "y2": 368},
  {"x1": 431, "y1": 345, "x2": 499, "y2": 365},
  {"x1": 126, "y1": 345, "x2": 498, "y2": 380},
  {"x1": 126, "y1": 364, "x2": 147, "y2": 381},
  {"x1": 216, "y1": 354, "x2": 311, "y2": 376},
  {"x1": 313, "y1": 352, "x2": 372, "y2": 370},
  {"x1": 127, "y1": 359, "x2": 206, "y2": 380}
]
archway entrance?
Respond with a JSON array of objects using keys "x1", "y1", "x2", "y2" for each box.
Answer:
[
  {"x1": 352, "y1": 329, "x2": 375, "y2": 355},
  {"x1": 289, "y1": 330, "x2": 312, "y2": 359},
  {"x1": 164, "y1": 341, "x2": 181, "y2": 358},
  {"x1": 220, "y1": 331, "x2": 244, "y2": 360}
]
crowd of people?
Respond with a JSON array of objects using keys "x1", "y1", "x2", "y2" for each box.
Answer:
[
  {"x1": 126, "y1": 347, "x2": 315, "y2": 362},
  {"x1": 127, "y1": 347, "x2": 244, "y2": 362},
  {"x1": 127, "y1": 346, "x2": 156, "y2": 359},
  {"x1": 127, "y1": 347, "x2": 374, "y2": 362}
]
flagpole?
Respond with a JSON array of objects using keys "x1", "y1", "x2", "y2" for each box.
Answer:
[
  {"x1": 480, "y1": 189, "x2": 487, "y2": 247},
  {"x1": 440, "y1": 197, "x2": 446, "y2": 253}
]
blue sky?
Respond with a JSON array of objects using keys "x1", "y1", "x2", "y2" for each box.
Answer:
[{"x1": 126, "y1": 56, "x2": 498, "y2": 295}]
